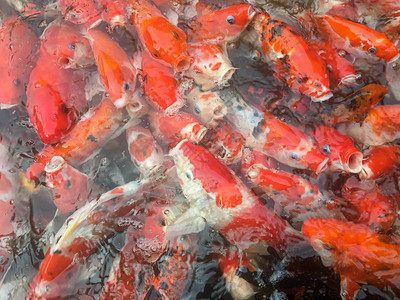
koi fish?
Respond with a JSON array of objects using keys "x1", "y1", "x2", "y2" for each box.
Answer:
[
  {"x1": 316, "y1": 15, "x2": 399, "y2": 62},
  {"x1": 128, "y1": 0, "x2": 191, "y2": 72},
  {"x1": 126, "y1": 125, "x2": 165, "y2": 177},
  {"x1": 338, "y1": 105, "x2": 400, "y2": 147},
  {"x1": 302, "y1": 218, "x2": 400, "y2": 293},
  {"x1": 189, "y1": 4, "x2": 256, "y2": 45},
  {"x1": 314, "y1": 0, "x2": 359, "y2": 21},
  {"x1": 140, "y1": 51, "x2": 184, "y2": 114},
  {"x1": 201, "y1": 120, "x2": 245, "y2": 165},
  {"x1": 360, "y1": 145, "x2": 399, "y2": 181},
  {"x1": 26, "y1": 98, "x2": 123, "y2": 182},
  {"x1": 98, "y1": 0, "x2": 127, "y2": 25},
  {"x1": 40, "y1": 21, "x2": 94, "y2": 69},
  {"x1": 312, "y1": 40, "x2": 358, "y2": 87},
  {"x1": 313, "y1": 124, "x2": 363, "y2": 173},
  {"x1": 169, "y1": 140, "x2": 302, "y2": 254},
  {"x1": 27, "y1": 179, "x2": 157, "y2": 299},
  {"x1": 44, "y1": 156, "x2": 91, "y2": 214},
  {"x1": 26, "y1": 54, "x2": 87, "y2": 145},
  {"x1": 88, "y1": 29, "x2": 137, "y2": 108},
  {"x1": 0, "y1": 15, "x2": 38, "y2": 108},
  {"x1": 252, "y1": 12, "x2": 332, "y2": 102},
  {"x1": 149, "y1": 111, "x2": 207, "y2": 147},
  {"x1": 320, "y1": 84, "x2": 387, "y2": 125},
  {"x1": 57, "y1": 0, "x2": 102, "y2": 27},
  {"x1": 341, "y1": 177, "x2": 396, "y2": 233},
  {"x1": 186, "y1": 87, "x2": 227, "y2": 128},
  {"x1": 185, "y1": 43, "x2": 236, "y2": 91}
]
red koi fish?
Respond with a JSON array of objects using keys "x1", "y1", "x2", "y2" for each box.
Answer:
[
  {"x1": 189, "y1": 4, "x2": 256, "y2": 44},
  {"x1": 186, "y1": 87, "x2": 227, "y2": 128},
  {"x1": 0, "y1": 15, "x2": 38, "y2": 108},
  {"x1": 313, "y1": 125, "x2": 363, "y2": 173},
  {"x1": 88, "y1": 29, "x2": 137, "y2": 108},
  {"x1": 338, "y1": 105, "x2": 400, "y2": 147},
  {"x1": 128, "y1": 0, "x2": 191, "y2": 72},
  {"x1": 140, "y1": 51, "x2": 183, "y2": 114},
  {"x1": 321, "y1": 84, "x2": 387, "y2": 125},
  {"x1": 98, "y1": 0, "x2": 127, "y2": 26},
  {"x1": 126, "y1": 125, "x2": 165, "y2": 178},
  {"x1": 312, "y1": 40, "x2": 357, "y2": 87},
  {"x1": 27, "y1": 179, "x2": 157, "y2": 299},
  {"x1": 241, "y1": 149, "x2": 322, "y2": 220},
  {"x1": 341, "y1": 177, "x2": 396, "y2": 233},
  {"x1": 58, "y1": 0, "x2": 102, "y2": 27},
  {"x1": 317, "y1": 15, "x2": 399, "y2": 62},
  {"x1": 185, "y1": 43, "x2": 235, "y2": 91},
  {"x1": 149, "y1": 111, "x2": 207, "y2": 147},
  {"x1": 302, "y1": 218, "x2": 400, "y2": 293},
  {"x1": 251, "y1": 112, "x2": 328, "y2": 174},
  {"x1": 170, "y1": 140, "x2": 302, "y2": 254},
  {"x1": 252, "y1": 12, "x2": 332, "y2": 102},
  {"x1": 26, "y1": 98, "x2": 123, "y2": 182},
  {"x1": 201, "y1": 120, "x2": 245, "y2": 165},
  {"x1": 44, "y1": 156, "x2": 91, "y2": 214},
  {"x1": 26, "y1": 54, "x2": 87, "y2": 145},
  {"x1": 218, "y1": 248, "x2": 258, "y2": 299},
  {"x1": 40, "y1": 21, "x2": 94, "y2": 68},
  {"x1": 360, "y1": 145, "x2": 399, "y2": 181}
]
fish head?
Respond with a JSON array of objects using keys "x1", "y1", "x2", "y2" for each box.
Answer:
[
  {"x1": 100, "y1": 0, "x2": 127, "y2": 25},
  {"x1": 58, "y1": 0, "x2": 102, "y2": 26}
]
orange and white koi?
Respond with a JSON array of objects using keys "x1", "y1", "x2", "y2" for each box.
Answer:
[
  {"x1": 128, "y1": 0, "x2": 191, "y2": 72},
  {"x1": 313, "y1": 124, "x2": 363, "y2": 173},
  {"x1": 186, "y1": 87, "x2": 227, "y2": 128},
  {"x1": 26, "y1": 53, "x2": 87, "y2": 145},
  {"x1": 26, "y1": 98, "x2": 123, "y2": 182},
  {"x1": 40, "y1": 21, "x2": 94, "y2": 69},
  {"x1": 341, "y1": 177, "x2": 396, "y2": 233},
  {"x1": 201, "y1": 120, "x2": 245, "y2": 165},
  {"x1": 302, "y1": 218, "x2": 400, "y2": 293},
  {"x1": 185, "y1": 43, "x2": 236, "y2": 91},
  {"x1": 149, "y1": 111, "x2": 207, "y2": 147},
  {"x1": 312, "y1": 40, "x2": 358, "y2": 87},
  {"x1": 88, "y1": 28, "x2": 137, "y2": 108},
  {"x1": 44, "y1": 156, "x2": 91, "y2": 215},
  {"x1": 252, "y1": 12, "x2": 332, "y2": 102},
  {"x1": 316, "y1": 15, "x2": 399, "y2": 62},
  {"x1": 0, "y1": 15, "x2": 38, "y2": 108},
  {"x1": 57, "y1": 0, "x2": 102, "y2": 28},
  {"x1": 189, "y1": 4, "x2": 256, "y2": 45},
  {"x1": 360, "y1": 145, "x2": 399, "y2": 181},
  {"x1": 169, "y1": 140, "x2": 302, "y2": 254},
  {"x1": 320, "y1": 84, "x2": 387, "y2": 125},
  {"x1": 126, "y1": 125, "x2": 165, "y2": 178},
  {"x1": 140, "y1": 51, "x2": 184, "y2": 114},
  {"x1": 338, "y1": 104, "x2": 400, "y2": 147}
]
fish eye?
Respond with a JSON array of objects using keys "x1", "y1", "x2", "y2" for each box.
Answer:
[
  {"x1": 322, "y1": 144, "x2": 331, "y2": 154},
  {"x1": 13, "y1": 78, "x2": 20, "y2": 86},
  {"x1": 152, "y1": 50, "x2": 159, "y2": 58},
  {"x1": 68, "y1": 42, "x2": 75, "y2": 50},
  {"x1": 322, "y1": 243, "x2": 335, "y2": 251},
  {"x1": 123, "y1": 82, "x2": 129, "y2": 91},
  {"x1": 368, "y1": 46, "x2": 377, "y2": 54},
  {"x1": 226, "y1": 16, "x2": 235, "y2": 24},
  {"x1": 392, "y1": 62, "x2": 400, "y2": 71},
  {"x1": 105, "y1": 7, "x2": 109, "y2": 13},
  {"x1": 290, "y1": 152, "x2": 300, "y2": 160},
  {"x1": 185, "y1": 170, "x2": 194, "y2": 180},
  {"x1": 194, "y1": 105, "x2": 201, "y2": 114}
]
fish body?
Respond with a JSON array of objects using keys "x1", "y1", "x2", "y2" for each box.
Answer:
[
  {"x1": 252, "y1": 12, "x2": 332, "y2": 102},
  {"x1": 0, "y1": 15, "x2": 38, "y2": 108},
  {"x1": 88, "y1": 29, "x2": 137, "y2": 108},
  {"x1": 170, "y1": 140, "x2": 302, "y2": 254},
  {"x1": 302, "y1": 218, "x2": 400, "y2": 292},
  {"x1": 128, "y1": 0, "x2": 190, "y2": 72},
  {"x1": 140, "y1": 51, "x2": 183, "y2": 114},
  {"x1": 26, "y1": 54, "x2": 87, "y2": 145}
]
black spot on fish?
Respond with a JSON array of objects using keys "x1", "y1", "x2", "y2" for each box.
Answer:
[{"x1": 87, "y1": 135, "x2": 98, "y2": 142}]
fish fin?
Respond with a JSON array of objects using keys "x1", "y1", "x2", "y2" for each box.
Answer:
[{"x1": 165, "y1": 208, "x2": 206, "y2": 240}]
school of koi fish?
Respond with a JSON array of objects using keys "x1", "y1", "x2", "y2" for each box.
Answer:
[{"x1": 2, "y1": 0, "x2": 400, "y2": 299}]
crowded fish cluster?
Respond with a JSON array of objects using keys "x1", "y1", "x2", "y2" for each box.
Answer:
[{"x1": 1, "y1": 0, "x2": 400, "y2": 298}]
